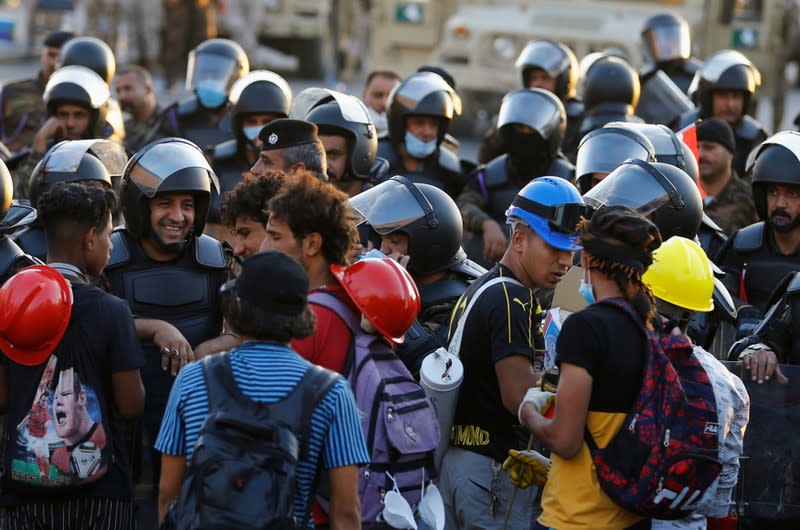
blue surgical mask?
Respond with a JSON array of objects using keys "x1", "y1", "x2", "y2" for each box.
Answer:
[
  {"x1": 195, "y1": 84, "x2": 227, "y2": 109},
  {"x1": 404, "y1": 131, "x2": 437, "y2": 159},
  {"x1": 578, "y1": 269, "x2": 596, "y2": 306},
  {"x1": 243, "y1": 125, "x2": 262, "y2": 141}
]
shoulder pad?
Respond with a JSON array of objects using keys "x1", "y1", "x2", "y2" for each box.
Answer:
[
  {"x1": 369, "y1": 156, "x2": 389, "y2": 182},
  {"x1": 437, "y1": 146, "x2": 461, "y2": 174},
  {"x1": 787, "y1": 272, "x2": 800, "y2": 294},
  {"x1": 419, "y1": 279, "x2": 470, "y2": 305},
  {"x1": 565, "y1": 98, "x2": 584, "y2": 119},
  {"x1": 376, "y1": 138, "x2": 398, "y2": 164},
  {"x1": 676, "y1": 109, "x2": 700, "y2": 131},
  {"x1": 545, "y1": 157, "x2": 576, "y2": 183},
  {"x1": 194, "y1": 234, "x2": 230, "y2": 270},
  {"x1": 732, "y1": 221, "x2": 766, "y2": 253},
  {"x1": 212, "y1": 139, "x2": 237, "y2": 160},
  {"x1": 735, "y1": 115, "x2": 767, "y2": 142},
  {"x1": 106, "y1": 228, "x2": 131, "y2": 269},
  {"x1": 177, "y1": 97, "x2": 199, "y2": 116},
  {"x1": 684, "y1": 58, "x2": 703, "y2": 75},
  {"x1": 449, "y1": 257, "x2": 488, "y2": 279},
  {"x1": 482, "y1": 155, "x2": 510, "y2": 188},
  {"x1": 701, "y1": 213, "x2": 725, "y2": 235}
]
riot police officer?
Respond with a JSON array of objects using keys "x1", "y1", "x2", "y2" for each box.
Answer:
[
  {"x1": 639, "y1": 11, "x2": 702, "y2": 94},
  {"x1": 13, "y1": 139, "x2": 127, "y2": 262},
  {"x1": 459, "y1": 88, "x2": 574, "y2": 265},
  {"x1": 207, "y1": 70, "x2": 292, "y2": 240},
  {"x1": 377, "y1": 71, "x2": 466, "y2": 199},
  {"x1": 168, "y1": 39, "x2": 250, "y2": 151},
  {"x1": 104, "y1": 137, "x2": 231, "y2": 485},
  {"x1": 294, "y1": 87, "x2": 387, "y2": 197},
  {"x1": 579, "y1": 55, "x2": 643, "y2": 140},
  {"x1": 575, "y1": 124, "x2": 656, "y2": 194},
  {"x1": 677, "y1": 49, "x2": 767, "y2": 177},
  {"x1": 59, "y1": 36, "x2": 117, "y2": 85},
  {"x1": 717, "y1": 131, "x2": 800, "y2": 317},
  {"x1": 479, "y1": 40, "x2": 583, "y2": 163},
  {"x1": 350, "y1": 176, "x2": 486, "y2": 377},
  {"x1": 13, "y1": 65, "x2": 125, "y2": 199}
]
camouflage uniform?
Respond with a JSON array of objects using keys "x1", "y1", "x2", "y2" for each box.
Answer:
[
  {"x1": 0, "y1": 73, "x2": 47, "y2": 153},
  {"x1": 123, "y1": 105, "x2": 180, "y2": 155},
  {"x1": 161, "y1": 0, "x2": 220, "y2": 87},
  {"x1": 704, "y1": 173, "x2": 758, "y2": 237},
  {"x1": 11, "y1": 149, "x2": 45, "y2": 200}
]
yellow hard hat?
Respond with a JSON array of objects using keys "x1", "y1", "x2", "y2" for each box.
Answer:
[{"x1": 643, "y1": 236, "x2": 714, "y2": 313}]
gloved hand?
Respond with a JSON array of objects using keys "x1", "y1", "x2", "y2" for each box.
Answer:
[
  {"x1": 502, "y1": 449, "x2": 551, "y2": 489},
  {"x1": 517, "y1": 387, "x2": 555, "y2": 423}
]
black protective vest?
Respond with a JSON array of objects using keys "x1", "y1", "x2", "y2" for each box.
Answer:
[
  {"x1": 12, "y1": 224, "x2": 47, "y2": 263},
  {"x1": 376, "y1": 139, "x2": 465, "y2": 199},
  {"x1": 104, "y1": 228, "x2": 229, "y2": 405},
  {"x1": 0, "y1": 235, "x2": 37, "y2": 285},
  {"x1": 720, "y1": 222, "x2": 800, "y2": 313},
  {"x1": 732, "y1": 116, "x2": 768, "y2": 177},
  {"x1": 476, "y1": 154, "x2": 575, "y2": 226},
  {"x1": 174, "y1": 97, "x2": 233, "y2": 152},
  {"x1": 209, "y1": 140, "x2": 250, "y2": 224}
]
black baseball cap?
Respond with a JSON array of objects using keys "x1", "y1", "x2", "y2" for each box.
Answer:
[{"x1": 227, "y1": 251, "x2": 309, "y2": 316}]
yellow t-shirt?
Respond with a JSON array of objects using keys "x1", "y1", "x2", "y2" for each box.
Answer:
[{"x1": 538, "y1": 411, "x2": 644, "y2": 530}]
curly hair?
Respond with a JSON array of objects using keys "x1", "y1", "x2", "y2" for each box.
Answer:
[
  {"x1": 578, "y1": 204, "x2": 662, "y2": 326},
  {"x1": 267, "y1": 170, "x2": 358, "y2": 265},
  {"x1": 220, "y1": 171, "x2": 285, "y2": 228},
  {"x1": 38, "y1": 181, "x2": 117, "y2": 245}
]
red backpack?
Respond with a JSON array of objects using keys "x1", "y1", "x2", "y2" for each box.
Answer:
[{"x1": 585, "y1": 297, "x2": 722, "y2": 520}]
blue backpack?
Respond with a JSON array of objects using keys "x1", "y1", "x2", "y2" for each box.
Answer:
[{"x1": 309, "y1": 292, "x2": 441, "y2": 525}]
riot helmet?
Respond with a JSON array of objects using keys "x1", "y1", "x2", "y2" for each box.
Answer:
[
  {"x1": 386, "y1": 71, "x2": 462, "y2": 148},
  {"x1": 28, "y1": 139, "x2": 125, "y2": 208},
  {"x1": 121, "y1": 138, "x2": 219, "y2": 247},
  {"x1": 498, "y1": 88, "x2": 566, "y2": 158},
  {"x1": 0, "y1": 158, "x2": 12, "y2": 221},
  {"x1": 297, "y1": 88, "x2": 377, "y2": 180},
  {"x1": 58, "y1": 36, "x2": 116, "y2": 84},
  {"x1": 576, "y1": 125, "x2": 656, "y2": 193},
  {"x1": 640, "y1": 11, "x2": 692, "y2": 66},
  {"x1": 505, "y1": 176, "x2": 591, "y2": 251},
  {"x1": 515, "y1": 40, "x2": 579, "y2": 100},
  {"x1": 186, "y1": 39, "x2": 250, "y2": 110},
  {"x1": 349, "y1": 176, "x2": 466, "y2": 276},
  {"x1": 614, "y1": 122, "x2": 698, "y2": 179},
  {"x1": 747, "y1": 130, "x2": 800, "y2": 227},
  {"x1": 583, "y1": 159, "x2": 702, "y2": 239},
  {"x1": 228, "y1": 70, "x2": 292, "y2": 147},
  {"x1": 688, "y1": 49, "x2": 760, "y2": 118},
  {"x1": 582, "y1": 56, "x2": 640, "y2": 111}
]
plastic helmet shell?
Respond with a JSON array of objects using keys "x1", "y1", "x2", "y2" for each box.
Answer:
[{"x1": 643, "y1": 236, "x2": 714, "y2": 312}]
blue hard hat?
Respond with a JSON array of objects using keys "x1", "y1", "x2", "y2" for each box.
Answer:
[{"x1": 505, "y1": 177, "x2": 591, "y2": 251}]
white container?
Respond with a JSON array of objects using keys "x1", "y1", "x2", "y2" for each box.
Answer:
[{"x1": 420, "y1": 347, "x2": 464, "y2": 473}]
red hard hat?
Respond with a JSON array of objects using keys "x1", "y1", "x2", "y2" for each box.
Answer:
[
  {"x1": 330, "y1": 258, "x2": 421, "y2": 343},
  {"x1": 0, "y1": 265, "x2": 73, "y2": 366}
]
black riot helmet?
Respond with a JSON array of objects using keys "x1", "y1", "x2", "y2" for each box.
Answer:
[
  {"x1": 514, "y1": 40, "x2": 579, "y2": 100},
  {"x1": 386, "y1": 71, "x2": 462, "y2": 147},
  {"x1": 747, "y1": 131, "x2": 800, "y2": 224},
  {"x1": 576, "y1": 125, "x2": 656, "y2": 193},
  {"x1": 121, "y1": 138, "x2": 219, "y2": 243},
  {"x1": 350, "y1": 176, "x2": 466, "y2": 276},
  {"x1": 584, "y1": 159, "x2": 702, "y2": 239},
  {"x1": 641, "y1": 11, "x2": 692, "y2": 66},
  {"x1": 228, "y1": 70, "x2": 292, "y2": 147},
  {"x1": 186, "y1": 39, "x2": 250, "y2": 110},
  {"x1": 28, "y1": 139, "x2": 126, "y2": 208},
  {"x1": 497, "y1": 88, "x2": 566, "y2": 157},
  {"x1": 297, "y1": 88, "x2": 378, "y2": 180},
  {"x1": 613, "y1": 122, "x2": 698, "y2": 180},
  {"x1": 688, "y1": 49, "x2": 760, "y2": 118},
  {"x1": 59, "y1": 36, "x2": 116, "y2": 84},
  {"x1": 582, "y1": 56, "x2": 640, "y2": 111}
]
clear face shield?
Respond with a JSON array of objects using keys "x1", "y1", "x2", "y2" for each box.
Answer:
[
  {"x1": 42, "y1": 139, "x2": 127, "y2": 184},
  {"x1": 348, "y1": 176, "x2": 436, "y2": 235},
  {"x1": 583, "y1": 159, "x2": 681, "y2": 215},
  {"x1": 643, "y1": 24, "x2": 691, "y2": 64},
  {"x1": 127, "y1": 140, "x2": 218, "y2": 198},
  {"x1": 515, "y1": 41, "x2": 569, "y2": 78},
  {"x1": 186, "y1": 53, "x2": 240, "y2": 109}
]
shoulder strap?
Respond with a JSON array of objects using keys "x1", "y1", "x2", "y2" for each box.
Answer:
[
  {"x1": 194, "y1": 234, "x2": 229, "y2": 269},
  {"x1": 202, "y1": 353, "x2": 242, "y2": 411},
  {"x1": 106, "y1": 228, "x2": 131, "y2": 268},
  {"x1": 732, "y1": 222, "x2": 765, "y2": 253},
  {"x1": 448, "y1": 275, "x2": 524, "y2": 357},
  {"x1": 308, "y1": 290, "x2": 361, "y2": 334}
]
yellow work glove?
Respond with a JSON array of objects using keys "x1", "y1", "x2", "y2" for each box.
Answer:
[{"x1": 502, "y1": 449, "x2": 551, "y2": 489}]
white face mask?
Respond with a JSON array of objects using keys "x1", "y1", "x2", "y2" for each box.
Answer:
[
  {"x1": 417, "y1": 484, "x2": 445, "y2": 530},
  {"x1": 382, "y1": 489, "x2": 417, "y2": 529},
  {"x1": 243, "y1": 125, "x2": 262, "y2": 141}
]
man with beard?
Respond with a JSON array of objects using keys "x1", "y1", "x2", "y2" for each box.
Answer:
[
  {"x1": 115, "y1": 65, "x2": 180, "y2": 154},
  {"x1": 717, "y1": 131, "x2": 800, "y2": 316}
]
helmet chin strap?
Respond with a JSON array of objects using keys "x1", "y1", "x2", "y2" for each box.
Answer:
[{"x1": 147, "y1": 224, "x2": 195, "y2": 254}]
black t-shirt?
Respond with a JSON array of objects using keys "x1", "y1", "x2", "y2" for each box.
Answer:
[
  {"x1": 556, "y1": 302, "x2": 646, "y2": 412},
  {"x1": 1, "y1": 283, "x2": 144, "y2": 505},
  {"x1": 448, "y1": 264, "x2": 545, "y2": 462}
]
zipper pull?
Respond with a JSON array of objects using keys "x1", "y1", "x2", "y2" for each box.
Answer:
[
  {"x1": 387, "y1": 407, "x2": 394, "y2": 422},
  {"x1": 629, "y1": 414, "x2": 638, "y2": 433},
  {"x1": 663, "y1": 428, "x2": 671, "y2": 447},
  {"x1": 656, "y1": 476, "x2": 664, "y2": 494},
  {"x1": 364, "y1": 466, "x2": 370, "y2": 479}
]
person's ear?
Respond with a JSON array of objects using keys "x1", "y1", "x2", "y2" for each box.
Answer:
[
  {"x1": 510, "y1": 225, "x2": 526, "y2": 253},
  {"x1": 82, "y1": 226, "x2": 97, "y2": 251},
  {"x1": 289, "y1": 161, "x2": 306, "y2": 174},
  {"x1": 303, "y1": 232, "x2": 323, "y2": 258}
]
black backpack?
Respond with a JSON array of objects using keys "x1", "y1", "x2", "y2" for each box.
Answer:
[{"x1": 168, "y1": 353, "x2": 340, "y2": 530}]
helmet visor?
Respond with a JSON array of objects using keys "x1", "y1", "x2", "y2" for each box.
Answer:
[
  {"x1": 515, "y1": 41, "x2": 569, "y2": 77},
  {"x1": 746, "y1": 131, "x2": 800, "y2": 173},
  {"x1": 583, "y1": 159, "x2": 678, "y2": 214},
  {"x1": 127, "y1": 140, "x2": 215, "y2": 197},
  {"x1": 497, "y1": 90, "x2": 563, "y2": 139},
  {"x1": 43, "y1": 139, "x2": 127, "y2": 177},
  {"x1": 292, "y1": 88, "x2": 372, "y2": 124},
  {"x1": 576, "y1": 129, "x2": 654, "y2": 178},
  {"x1": 186, "y1": 53, "x2": 239, "y2": 93},
  {"x1": 229, "y1": 70, "x2": 292, "y2": 106},
  {"x1": 44, "y1": 65, "x2": 110, "y2": 108},
  {"x1": 644, "y1": 24, "x2": 690, "y2": 63},
  {"x1": 349, "y1": 177, "x2": 435, "y2": 235},
  {"x1": 392, "y1": 72, "x2": 462, "y2": 116},
  {"x1": 701, "y1": 50, "x2": 759, "y2": 85}
]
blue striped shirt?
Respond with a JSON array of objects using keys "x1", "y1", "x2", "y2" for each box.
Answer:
[{"x1": 155, "y1": 341, "x2": 369, "y2": 526}]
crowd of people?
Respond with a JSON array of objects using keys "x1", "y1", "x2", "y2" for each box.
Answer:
[{"x1": 0, "y1": 8, "x2": 795, "y2": 530}]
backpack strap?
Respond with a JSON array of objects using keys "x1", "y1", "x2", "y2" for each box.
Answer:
[{"x1": 308, "y1": 290, "x2": 361, "y2": 334}]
